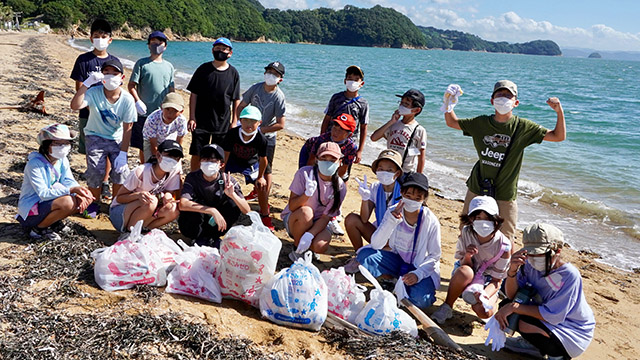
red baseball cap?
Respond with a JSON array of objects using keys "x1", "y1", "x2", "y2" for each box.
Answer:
[{"x1": 333, "y1": 113, "x2": 356, "y2": 132}]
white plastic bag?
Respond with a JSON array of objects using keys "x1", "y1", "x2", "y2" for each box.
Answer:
[
  {"x1": 260, "y1": 252, "x2": 328, "y2": 331},
  {"x1": 321, "y1": 267, "x2": 366, "y2": 324},
  {"x1": 355, "y1": 265, "x2": 418, "y2": 337},
  {"x1": 166, "y1": 240, "x2": 222, "y2": 303},
  {"x1": 218, "y1": 212, "x2": 282, "y2": 307},
  {"x1": 139, "y1": 228, "x2": 183, "y2": 267}
]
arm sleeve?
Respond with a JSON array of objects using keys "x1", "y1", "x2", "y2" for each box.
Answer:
[
  {"x1": 122, "y1": 166, "x2": 143, "y2": 192},
  {"x1": 454, "y1": 235, "x2": 466, "y2": 260},
  {"x1": 59, "y1": 158, "x2": 80, "y2": 189},
  {"x1": 522, "y1": 118, "x2": 548, "y2": 146},
  {"x1": 538, "y1": 270, "x2": 581, "y2": 325},
  {"x1": 457, "y1": 117, "x2": 475, "y2": 137},
  {"x1": 122, "y1": 95, "x2": 137, "y2": 123},
  {"x1": 360, "y1": 100, "x2": 369, "y2": 124},
  {"x1": 180, "y1": 174, "x2": 195, "y2": 200},
  {"x1": 324, "y1": 94, "x2": 336, "y2": 117},
  {"x1": 257, "y1": 136, "x2": 268, "y2": 157},
  {"x1": 241, "y1": 84, "x2": 255, "y2": 104},
  {"x1": 169, "y1": 64, "x2": 175, "y2": 88},
  {"x1": 130, "y1": 60, "x2": 142, "y2": 84},
  {"x1": 370, "y1": 207, "x2": 402, "y2": 250},
  {"x1": 276, "y1": 92, "x2": 286, "y2": 118},
  {"x1": 417, "y1": 126, "x2": 427, "y2": 150},
  {"x1": 24, "y1": 161, "x2": 70, "y2": 201},
  {"x1": 411, "y1": 211, "x2": 441, "y2": 282},
  {"x1": 142, "y1": 112, "x2": 157, "y2": 139},
  {"x1": 70, "y1": 56, "x2": 84, "y2": 81},
  {"x1": 186, "y1": 65, "x2": 203, "y2": 94},
  {"x1": 232, "y1": 70, "x2": 241, "y2": 100},
  {"x1": 288, "y1": 169, "x2": 305, "y2": 196},
  {"x1": 164, "y1": 172, "x2": 182, "y2": 192},
  {"x1": 221, "y1": 131, "x2": 234, "y2": 152},
  {"x1": 177, "y1": 115, "x2": 188, "y2": 137}
]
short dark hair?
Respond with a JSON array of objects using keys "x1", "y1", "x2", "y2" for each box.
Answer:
[
  {"x1": 38, "y1": 140, "x2": 52, "y2": 156},
  {"x1": 90, "y1": 19, "x2": 112, "y2": 36},
  {"x1": 400, "y1": 185, "x2": 429, "y2": 201}
]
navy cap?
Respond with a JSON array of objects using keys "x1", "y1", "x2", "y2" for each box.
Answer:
[
  {"x1": 102, "y1": 58, "x2": 123, "y2": 74},
  {"x1": 158, "y1": 139, "x2": 183, "y2": 158},
  {"x1": 200, "y1": 143, "x2": 225, "y2": 160},
  {"x1": 213, "y1": 37, "x2": 232, "y2": 49},
  {"x1": 401, "y1": 172, "x2": 429, "y2": 192},
  {"x1": 148, "y1": 30, "x2": 167, "y2": 42},
  {"x1": 265, "y1": 61, "x2": 285, "y2": 76},
  {"x1": 396, "y1": 88, "x2": 425, "y2": 108}
]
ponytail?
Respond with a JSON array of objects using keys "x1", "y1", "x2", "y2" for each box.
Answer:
[{"x1": 312, "y1": 164, "x2": 343, "y2": 214}]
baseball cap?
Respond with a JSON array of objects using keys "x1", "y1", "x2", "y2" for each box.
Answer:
[
  {"x1": 316, "y1": 142, "x2": 343, "y2": 159},
  {"x1": 148, "y1": 30, "x2": 167, "y2": 42},
  {"x1": 401, "y1": 172, "x2": 429, "y2": 192},
  {"x1": 102, "y1": 58, "x2": 123, "y2": 74},
  {"x1": 37, "y1": 123, "x2": 77, "y2": 145},
  {"x1": 157, "y1": 139, "x2": 184, "y2": 158},
  {"x1": 90, "y1": 19, "x2": 112, "y2": 35},
  {"x1": 493, "y1": 80, "x2": 518, "y2": 97},
  {"x1": 371, "y1": 149, "x2": 403, "y2": 174},
  {"x1": 396, "y1": 89, "x2": 425, "y2": 108},
  {"x1": 523, "y1": 223, "x2": 564, "y2": 255},
  {"x1": 239, "y1": 105, "x2": 262, "y2": 121},
  {"x1": 161, "y1": 93, "x2": 184, "y2": 112},
  {"x1": 468, "y1": 196, "x2": 499, "y2": 216},
  {"x1": 265, "y1": 61, "x2": 285, "y2": 76},
  {"x1": 346, "y1": 65, "x2": 364, "y2": 79},
  {"x1": 332, "y1": 113, "x2": 356, "y2": 132},
  {"x1": 200, "y1": 143, "x2": 225, "y2": 160},
  {"x1": 213, "y1": 37, "x2": 232, "y2": 49}
]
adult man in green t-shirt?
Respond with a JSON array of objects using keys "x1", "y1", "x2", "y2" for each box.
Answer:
[{"x1": 443, "y1": 80, "x2": 565, "y2": 244}]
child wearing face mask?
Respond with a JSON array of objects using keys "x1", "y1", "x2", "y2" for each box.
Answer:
[
  {"x1": 431, "y1": 196, "x2": 511, "y2": 324},
  {"x1": 70, "y1": 58, "x2": 137, "y2": 219},
  {"x1": 493, "y1": 223, "x2": 595, "y2": 359},
  {"x1": 128, "y1": 30, "x2": 176, "y2": 163},
  {"x1": 443, "y1": 80, "x2": 565, "y2": 244},
  {"x1": 281, "y1": 142, "x2": 347, "y2": 262},
  {"x1": 142, "y1": 93, "x2": 187, "y2": 162},
  {"x1": 178, "y1": 144, "x2": 250, "y2": 247},
  {"x1": 17, "y1": 124, "x2": 95, "y2": 241},
  {"x1": 343, "y1": 149, "x2": 404, "y2": 273},
  {"x1": 109, "y1": 140, "x2": 183, "y2": 233},
  {"x1": 356, "y1": 172, "x2": 441, "y2": 309},
  {"x1": 320, "y1": 65, "x2": 369, "y2": 164},
  {"x1": 370, "y1": 89, "x2": 427, "y2": 174}
]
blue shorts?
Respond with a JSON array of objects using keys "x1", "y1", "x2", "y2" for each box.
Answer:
[
  {"x1": 109, "y1": 203, "x2": 127, "y2": 232},
  {"x1": 225, "y1": 160, "x2": 259, "y2": 184},
  {"x1": 16, "y1": 199, "x2": 54, "y2": 229}
]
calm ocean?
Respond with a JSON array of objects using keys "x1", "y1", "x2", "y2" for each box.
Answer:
[{"x1": 70, "y1": 39, "x2": 640, "y2": 271}]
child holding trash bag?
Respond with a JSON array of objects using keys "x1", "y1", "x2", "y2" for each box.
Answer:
[
  {"x1": 109, "y1": 140, "x2": 183, "y2": 233},
  {"x1": 357, "y1": 172, "x2": 441, "y2": 309},
  {"x1": 431, "y1": 196, "x2": 511, "y2": 324},
  {"x1": 488, "y1": 223, "x2": 595, "y2": 359},
  {"x1": 343, "y1": 149, "x2": 404, "y2": 273},
  {"x1": 281, "y1": 142, "x2": 347, "y2": 262}
]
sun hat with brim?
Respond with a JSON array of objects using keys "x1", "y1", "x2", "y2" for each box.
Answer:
[
  {"x1": 161, "y1": 93, "x2": 184, "y2": 111},
  {"x1": 157, "y1": 139, "x2": 184, "y2": 158},
  {"x1": 316, "y1": 142, "x2": 343, "y2": 159},
  {"x1": 37, "y1": 123, "x2": 77, "y2": 145},
  {"x1": 371, "y1": 149, "x2": 402, "y2": 174},
  {"x1": 239, "y1": 105, "x2": 262, "y2": 121},
  {"x1": 213, "y1": 37, "x2": 232, "y2": 49},
  {"x1": 523, "y1": 223, "x2": 563, "y2": 255},
  {"x1": 200, "y1": 143, "x2": 225, "y2": 160},
  {"x1": 400, "y1": 172, "x2": 429, "y2": 192},
  {"x1": 468, "y1": 195, "x2": 499, "y2": 216}
]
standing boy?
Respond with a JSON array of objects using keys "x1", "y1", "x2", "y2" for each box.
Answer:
[
  {"x1": 370, "y1": 89, "x2": 427, "y2": 174},
  {"x1": 443, "y1": 80, "x2": 565, "y2": 242},
  {"x1": 187, "y1": 37, "x2": 240, "y2": 171},
  {"x1": 128, "y1": 30, "x2": 175, "y2": 162},
  {"x1": 70, "y1": 58, "x2": 137, "y2": 216},
  {"x1": 320, "y1": 65, "x2": 369, "y2": 163}
]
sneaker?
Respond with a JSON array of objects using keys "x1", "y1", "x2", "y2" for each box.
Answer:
[
  {"x1": 461, "y1": 289, "x2": 478, "y2": 305},
  {"x1": 289, "y1": 250, "x2": 302, "y2": 263},
  {"x1": 80, "y1": 203, "x2": 100, "y2": 219},
  {"x1": 504, "y1": 336, "x2": 543, "y2": 357},
  {"x1": 29, "y1": 227, "x2": 61, "y2": 241},
  {"x1": 431, "y1": 303, "x2": 453, "y2": 324},
  {"x1": 261, "y1": 215, "x2": 275, "y2": 231},
  {"x1": 344, "y1": 257, "x2": 361, "y2": 274},
  {"x1": 335, "y1": 214, "x2": 344, "y2": 223},
  {"x1": 327, "y1": 218, "x2": 345, "y2": 236},
  {"x1": 101, "y1": 182, "x2": 112, "y2": 201},
  {"x1": 51, "y1": 221, "x2": 72, "y2": 235},
  {"x1": 244, "y1": 189, "x2": 258, "y2": 202}
]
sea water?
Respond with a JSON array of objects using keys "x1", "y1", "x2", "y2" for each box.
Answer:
[{"x1": 70, "y1": 39, "x2": 640, "y2": 271}]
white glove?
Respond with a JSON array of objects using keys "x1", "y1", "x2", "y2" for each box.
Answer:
[
  {"x1": 113, "y1": 151, "x2": 129, "y2": 174},
  {"x1": 484, "y1": 316, "x2": 506, "y2": 351},
  {"x1": 83, "y1": 71, "x2": 104, "y2": 88},
  {"x1": 355, "y1": 175, "x2": 372, "y2": 201},
  {"x1": 440, "y1": 84, "x2": 463, "y2": 113},
  {"x1": 135, "y1": 100, "x2": 147, "y2": 115},
  {"x1": 303, "y1": 170, "x2": 318, "y2": 197},
  {"x1": 295, "y1": 232, "x2": 314, "y2": 254}
]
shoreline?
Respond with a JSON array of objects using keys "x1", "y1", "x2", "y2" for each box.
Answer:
[{"x1": 1, "y1": 32, "x2": 639, "y2": 359}]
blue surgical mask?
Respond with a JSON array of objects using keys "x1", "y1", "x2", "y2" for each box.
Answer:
[{"x1": 317, "y1": 160, "x2": 339, "y2": 176}]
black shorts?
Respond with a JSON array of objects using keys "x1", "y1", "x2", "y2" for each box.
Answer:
[
  {"x1": 518, "y1": 316, "x2": 570, "y2": 359},
  {"x1": 130, "y1": 115, "x2": 147, "y2": 150},
  {"x1": 265, "y1": 144, "x2": 275, "y2": 175},
  {"x1": 189, "y1": 130, "x2": 226, "y2": 156}
]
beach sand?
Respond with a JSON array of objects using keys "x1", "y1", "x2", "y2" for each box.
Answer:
[{"x1": 0, "y1": 31, "x2": 638, "y2": 359}]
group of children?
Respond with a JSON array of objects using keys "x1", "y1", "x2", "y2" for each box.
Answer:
[{"x1": 14, "y1": 19, "x2": 594, "y2": 359}]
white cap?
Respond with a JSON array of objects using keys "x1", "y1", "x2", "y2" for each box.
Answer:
[{"x1": 468, "y1": 196, "x2": 499, "y2": 216}]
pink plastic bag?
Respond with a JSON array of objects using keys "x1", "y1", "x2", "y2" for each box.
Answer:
[
  {"x1": 321, "y1": 267, "x2": 366, "y2": 324},
  {"x1": 166, "y1": 240, "x2": 222, "y2": 303}
]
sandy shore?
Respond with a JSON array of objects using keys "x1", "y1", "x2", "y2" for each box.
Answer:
[{"x1": 0, "y1": 31, "x2": 638, "y2": 359}]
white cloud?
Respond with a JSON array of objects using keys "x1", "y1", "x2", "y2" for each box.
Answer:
[{"x1": 260, "y1": 0, "x2": 309, "y2": 10}]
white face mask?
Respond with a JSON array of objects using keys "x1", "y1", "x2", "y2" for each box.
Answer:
[
  {"x1": 397, "y1": 105, "x2": 413, "y2": 116},
  {"x1": 528, "y1": 256, "x2": 547, "y2": 272},
  {"x1": 50, "y1": 144, "x2": 71, "y2": 159},
  {"x1": 264, "y1": 73, "x2": 280, "y2": 86},
  {"x1": 345, "y1": 80, "x2": 361, "y2": 92},
  {"x1": 103, "y1": 74, "x2": 122, "y2": 91},
  {"x1": 240, "y1": 128, "x2": 258, "y2": 143},
  {"x1": 92, "y1": 38, "x2": 110, "y2": 51},
  {"x1": 402, "y1": 197, "x2": 422, "y2": 212},
  {"x1": 473, "y1": 220, "x2": 495, "y2": 238},
  {"x1": 159, "y1": 157, "x2": 178, "y2": 172},
  {"x1": 201, "y1": 161, "x2": 220, "y2": 177},
  {"x1": 493, "y1": 97, "x2": 515, "y2": 115},
  {"x1": 376, "y1": 170, "x2": 396, "y2": 186}
]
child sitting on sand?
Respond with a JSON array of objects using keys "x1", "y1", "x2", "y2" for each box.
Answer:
[{"x1": 431, "y1": 196, "x2": 511, "y2": 324}]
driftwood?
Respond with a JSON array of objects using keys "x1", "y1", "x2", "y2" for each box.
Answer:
[
  {"x1": 401, "y1": 298, "x2": 463, "y2": 352},
  {"x1": 0, "y1": 90, "x2": 47, "y2": 114},
  {"x1": 324, "y1": 312, "x2": 372, "y2": 337}
]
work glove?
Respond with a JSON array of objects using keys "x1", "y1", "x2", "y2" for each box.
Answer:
[
  {"x1": 296, "y1": 232, "x2": 314, "y2": 254},
  {"x1": 484, "y1": 316, "x2": 506, "y2": 351},
  {"x1": 135, "y1": 100, "x2": 147, "y2": 115},
  {"x1": 355, "y1": 175, "x2": 372, "y2": 201},
  {"x1": 440, "y1": 84, "x2": 463, "y2": 113},
  {"x1": 83, "y1": 71, "x2": 104, "y2": 88},
  {"x1": 303, "y1": 170, "x2": 318, "y2": 197},
  {"x1": 113, "y1": 151, "x2": 129, "y2": 174}
]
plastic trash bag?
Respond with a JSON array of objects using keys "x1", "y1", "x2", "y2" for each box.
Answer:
[
  {"x1": 139, "y1": 228, "x2": 183, "y2": 267},
  {"x1": 321, "y1": 267, "x2": 366, "y2": 324},
  {"x1": 218, "y1": 212, "x2": 282, "y2": 307},
  {"x1": 260, "y1": 252, "x2": 328, "y2": 331},
  {"x1": 354, "y1": 265, "x2": 418, "y2": 337},
  {"x1": 166, "y1": 240, "x2": 222, "y2": 303}
]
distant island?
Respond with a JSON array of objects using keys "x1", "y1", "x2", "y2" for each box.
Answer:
[
  {"x1": 9, "y1": 0, "x2": 561, "y2": 56},
  {"x1": 588, "y1": 52, "x2": 602, "y2": 58}
]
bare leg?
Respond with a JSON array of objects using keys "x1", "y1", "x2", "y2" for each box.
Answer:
[
  {"x1": 444, "y1": 264, "x2": 474, "y2": 307},
  {"x1": 518, "y1": 320, "x2": 551, "y2": 337},
  {"x1": 288, "y1": 206, "x2": 314, "y2": 243},
  {"x1": 310, "y1": 228, "x2": 333, "y2": 254},
  {"x1": 123, "y1": 197, "x2": 157, "y2": 229},
  {"x1": 345, "y1": 212, "x2": 376, "y2": 251},
  {"x1": 258, "y1": 183, "x2": 269, "y2": 215},
  {"x1": 37, "y1": 195, "x2": 76, "y2": 228},
  {"x1": 145, "y1": 202, "x2": 180, "y2": 229}
]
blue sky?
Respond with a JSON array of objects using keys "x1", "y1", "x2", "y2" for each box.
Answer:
[{"x1": 259, "y1": 0, "x2": 640, "y2": 51}]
